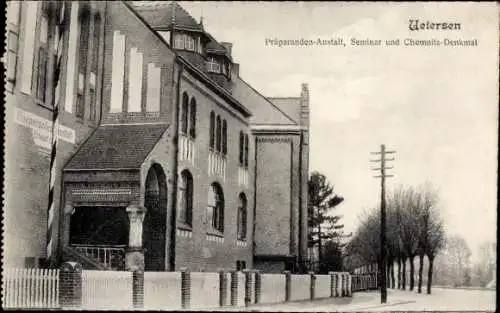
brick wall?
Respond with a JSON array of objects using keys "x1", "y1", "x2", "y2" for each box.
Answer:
[{"x1": 173, "y1": 70, "x2": 254, "y2": 271}]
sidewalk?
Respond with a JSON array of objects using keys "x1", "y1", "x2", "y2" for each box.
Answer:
[{"x1": 208, "y1": 291, "x2": 417, "y2": 312}]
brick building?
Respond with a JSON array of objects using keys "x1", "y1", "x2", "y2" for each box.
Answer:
[{"x1": 3, "y1": 1, "x2": 309, "y2": 273}]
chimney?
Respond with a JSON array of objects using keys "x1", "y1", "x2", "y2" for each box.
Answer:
[
  {"x1": 232, "y1": 63, "x2": 239, "y2": 77},
  {"x1": 220, "y1": 42, "x2": 233, "y2": 56}
]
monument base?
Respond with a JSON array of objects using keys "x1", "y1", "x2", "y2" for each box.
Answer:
[{"x1": 125, "y1": 248, "x2": 145, "y2": 272}]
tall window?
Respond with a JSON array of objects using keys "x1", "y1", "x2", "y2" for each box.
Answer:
[
  {"x1": 216, "y1": 116, "x2": 222, "y2": 152},
  {"x1": 6, "y1": 1, "x2": 21, "y2": 87},
  {"x1": 238, "y1": 131, "x2": 244, "y2": 166},
  {"x1": 237, "y1": 193, "x2": 247, "y2": 240},
  {"x1": 181, "y1": 92, "x2": 189, "y2": 134},
  {"x1": 36, "y1": 4, "x2": 50, "y2": 102},
  {"x1": 244, "y1": 134, "x2": 249, "y2": 168},
  {"x1": 179, "y1": 170, "x2": 193, "y2": 226},
  {"x1": 222, "y1": 120, "x2": 227, "y2": 155},
  {"x1": 189, "y1": 98, "x2": 196, "y2": 138},
  {"x1": 185, "y1": 35, "x2": 195, "y2": 51},
  {"x1": 209, "y1": 111, "x2": 215, "y2": 148},
  {"x1": 207, "y1": 57, "x2": 221, "y2": 73},
  {"x1": 76, "y1": 9, "x2": 90, "y2": 118},
  {"x1": 207, "y1": 183, "x2": 224, "y2": 232},
  {"x1": 89, "y1": 14, "x2": 101, "y2": 121},
  {"x1": 174, "y1": 34, "x2": 184, "y2": 49}
]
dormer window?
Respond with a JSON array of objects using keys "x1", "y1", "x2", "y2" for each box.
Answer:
[
  {"x1": 207, "y1": 57, "x2": 221, "y2": 73},
  {"x1": 174, "y1": 34, "x2": 185, "y2": 49},
  {"x1": 185, "y1": 36, "x2": 195, "y2": 51}
]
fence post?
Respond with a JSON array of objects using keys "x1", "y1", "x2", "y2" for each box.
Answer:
[
  {"x1": 219, "y1": 269, "x2": 226, "y2": 307},
  {"x1": 230, "y1": 271, "x2": 238, "y2": 306},
  {"x1": 181, "y1": 268, "x2": 191, "y2": 309},
  {"x1": 284, "y1": 271, "x2": 291, "y2": 302},
  {"x1": 254, "y1": 270, "x2": 261, "y2": 304},
  {"x1": 309, "y1": 272, "x2": 316, "y2": 300},
  {"x1": 328, "y1": 272, "x2": 334, "y2": 297},
  {"x1": 59, "y1": 262, "x2": 82, "y2": 309},
  {"x1": 243, "y1": 269, "x2": 251, "y2": 307},
  {"x1": 132, "y1": 270, "x2": 144, "y2": 308},
  {"x1": 347, "y1": 274, "x2": 352, "y2": 297}
]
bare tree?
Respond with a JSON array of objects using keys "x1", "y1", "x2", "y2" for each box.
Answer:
[{"x1": 417, "y1": 187, "x2": 445, "y2": 294}]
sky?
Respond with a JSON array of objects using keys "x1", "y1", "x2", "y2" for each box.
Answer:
[{"x1": 175, "y1": 2, "x2": 498, "y2": 258}]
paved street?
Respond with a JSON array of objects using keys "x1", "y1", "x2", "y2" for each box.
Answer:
[{"x1": 213, "y1": 288, "x2": 496, "y2": 312}]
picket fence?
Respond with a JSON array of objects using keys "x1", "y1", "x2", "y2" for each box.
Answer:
[
  {"x1": 3, "y1": 267, "x2": 358, "y2": 310},
  {"x1": 2, "y1": 268, "x2": 60, "y2": 309}
]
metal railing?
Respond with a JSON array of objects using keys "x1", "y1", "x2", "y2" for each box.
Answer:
[{"x1": 71, "y1": 244, "x2": 126, "y2": 270}]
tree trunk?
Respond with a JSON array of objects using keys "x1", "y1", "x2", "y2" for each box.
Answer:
[
  {"x1": 390, "y1": 261, "x2": 395, "y2": 289},
  {"x1": 427, "y1": 257, "x2": 434, "y2": 294},
  {"x1": 397, "y1": 258, "x2": 402, "y2": 289},
  {"x1": 409, "y1": 255, "x2": 415, "y2": 291},
  {"x1": 386, "y1": 263, "x2": 391, "y2": 288},
  {"x1": 402, "y1": 258, "x2": 407, "y2": 290},
  {"x1": 417, "y1": 254, "x2": 424, "y2": 293}
]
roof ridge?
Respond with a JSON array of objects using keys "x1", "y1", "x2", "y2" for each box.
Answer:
[{"x1": 236, "y1": 76, "x2": 298, "y2": 125}]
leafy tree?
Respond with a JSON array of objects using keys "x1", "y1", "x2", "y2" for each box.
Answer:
[{"x1": 308, "y1": 171, "x2": 347, "y2": 273}]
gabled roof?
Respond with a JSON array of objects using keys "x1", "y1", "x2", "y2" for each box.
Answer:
[
  {"x1": 267, "y1": 97, "x2": 301, "y2": 124},
  {"x1": 130, "y1": 1, "x2": 203, "y2": 32},
  {"x1": 65, "y1": 124, "x2": 168, "y2": 171},
  {"x1": 231, "y1": 76, "x2": 297, "y2": 126}
]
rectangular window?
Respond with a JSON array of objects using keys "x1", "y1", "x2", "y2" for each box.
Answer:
[
  {"x1": 146, "y1": 63, "x2": 161, "y2": 112},
  {"x1": 185, "y1": 35, "x2": 195, "y2": 51},
  {"x1": 207, "y1": 58, "x2": 221, "y2": 73},
  {"x1": 174, "y1": 34, "x2": 184, "y2": 49},
  {"x1": 65, "y1": 2, "x2": 79, "y2": 113},
  {"x1": 76, "y1": 12, "x2": 90, "y2": 118},
  {"x1": 110, "y1": 31, "x2": 126, "y2": 112},
  {"x1": 89, "y1": 17, "x2": 101, "y2": 121},
  {"x1": 20, "y1": 1, "x2": 39, "y2": 95},
  {"x1": 127, "y1": 47, "x2": 143, "y2": 112}
]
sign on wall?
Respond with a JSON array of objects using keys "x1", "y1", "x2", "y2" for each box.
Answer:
[{"x1": 14, "y1": 108, "x2": 76, "y2": 150}]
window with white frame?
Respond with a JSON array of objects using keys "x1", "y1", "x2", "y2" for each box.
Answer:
[
  {"x1": 206, "y1": 57, "x2": 221, "y2": 73},
  {"x1": 185, "y1": 35, "x2": 195, "y2": 51},
  {"x1": 174, "y1": 34, "x2": 185, "y2": 49}
]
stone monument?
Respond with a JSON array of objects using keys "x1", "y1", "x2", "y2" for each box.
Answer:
[{"x1": 125, "y1": 204, "x2": 147, "y2": 272}]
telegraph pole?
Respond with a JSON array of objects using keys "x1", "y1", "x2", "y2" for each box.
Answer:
[{"x1": 370, "y1": 144, "x2": 395, "y2": 304}]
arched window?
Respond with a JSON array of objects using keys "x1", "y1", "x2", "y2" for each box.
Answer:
[
  {"x1": 216, "y1": 115, "x2": 222, "y2": 153},
  {"x1": 209, "y1": 111, "x2": 215, "y2": 148},
  {"x1": 239, "y1": 131, "x2": 244, "y2": 166},
  {"x1": 237, "y1": 193, "x2": 247, "y2": 240},
  {"x1": 207, "y1": 183, "x2": 224, "y2": 232},
  {"x1": 179, "y1": 170, "x2": 193, "y2": 226},
  {"x1": 222, "y1": 120, "x2": 227, "y2": 155},
  {"x1": 181, "y1": 92, "x2": 189, "y2": 134},
  {"x1": 189, "y1": 98, "x2": 196, "y2": 138},
  {"x1": 244, "y1": 134, "x2": 249, "y2": 168}
]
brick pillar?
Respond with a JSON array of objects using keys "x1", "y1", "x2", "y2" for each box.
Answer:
[
  {"x1": 59, "y1": 262, "x2": 83, "y2": 308},
  {"x1": 254, "y1": 270, "x2": 261, "y2": 304},
  {"x1": 219, "y1": 269, "x2": 227, "y2": 307},
  {"x1": 132, "y1": 271, "x2": 144, "y2": 308},
  {"x1": 329, "y1": 272, "x2": 335, "y2": 297},
  {"x1": 243, "y1": 269, "x2": 251, "y2": 307},
  {"x1": 230, "y1": 271, "x2": 238, "y2": 306},
  {"x1": 309, "y1": 272, "x2": 316, "y2": 300},
  {"x1": 284, "y1": 271, "x2": 291, "y2": 302},
  {"x1": 181, "y1": 268, "x2": 191, "y2": 309}
]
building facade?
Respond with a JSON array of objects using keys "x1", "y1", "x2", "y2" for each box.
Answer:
[{"x1": 3, "y1": 1, "x2": 309, "y2": 273}]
